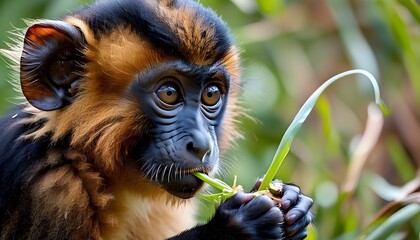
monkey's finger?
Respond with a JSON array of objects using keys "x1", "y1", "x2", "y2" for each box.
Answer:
[
  {"x1": 285, "y1": 213, "x2": 312, "y2": 238},
  {"x1": 255, "y1": 207, "x2": 284, "y2": 239},
  {"x1": 241, "y1": 195, "x2": 274, "y2": 219},
  {"x1": 250, "y1": 178, "x2": 263, "y2": 192},
  {"x1": 284, "y1": 195, "x2": 313, "y2": 225},
  {"x1": 286, "y1": 229, "x2": 308, "y2": 240},
  {"x1": 222, "y1": 192, "x2": 254, "y2": 209},
  {"x1": 280, "y1": 184, "x2": 300, "y2": 210}
]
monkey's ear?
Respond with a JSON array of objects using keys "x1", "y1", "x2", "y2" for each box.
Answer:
[{"x1": 20, "y1": 20, "x2": 85, "y2": 111}]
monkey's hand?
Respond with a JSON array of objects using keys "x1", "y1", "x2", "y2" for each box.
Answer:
[
  {"x1": 169, "y1": 192, "x2": 285, "y2": 240},
  {"x1": 206, "y1": 192, "x2": 286, "y2": 239},
  {"x1": 169, "y1": 180, "x2": 313, "y2": 240},
  {"x1": 252, "y1": 179, "x2": 314, "y2": 240}
]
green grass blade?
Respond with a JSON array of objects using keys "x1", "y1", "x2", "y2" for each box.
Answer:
[
  {"x1": 398, "y1": 0, "x2": 420, "y2": 23},
  {"x1": 193, "y1": 172, "x2": 236, "y2": 202},
  {"x1": 363, "y1": 204, "x2": 420, "y2": 240},
  {"x1": 193, "y1": 172, "x2": 233, "y2": 192},
  {"x1": 258, "y1": 69, "x2": 386, "y2": 191}
]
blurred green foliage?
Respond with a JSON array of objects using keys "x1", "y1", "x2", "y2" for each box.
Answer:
[{"x1": 0, "y1": 0, "x2": 419, "y2": 239}]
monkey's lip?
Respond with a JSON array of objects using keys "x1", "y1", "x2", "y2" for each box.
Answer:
[
  {"x1": 162, "y1": 173, "x2": 206, "y2": 199},
  {"x1": 160, "y1": 168, "x2": 211, "y2": 199}
]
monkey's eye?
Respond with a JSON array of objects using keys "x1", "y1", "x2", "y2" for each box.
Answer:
[
  {"x1": 157, "y1": 84, "x2": 180, "y2": 105},
  {"x1": 202, "y1": 85, "x2": 221, "y2": 106}
]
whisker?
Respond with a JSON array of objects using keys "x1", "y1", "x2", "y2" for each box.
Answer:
[
  {"x1": 161, "y1": 165, "x2": 168, "y2": 183},
  {"x1": 145, "y1": 163, "x2": 156, "y2": 179},
  {"x1": 154, "y1": 164, "x2": 162, "y2": 182},
  {"x1": 167, "y1": 163, "x2": 174, "y2": 183},
  {"x1": 176, "y1": 165, "x2": 182, "y2": 180}
]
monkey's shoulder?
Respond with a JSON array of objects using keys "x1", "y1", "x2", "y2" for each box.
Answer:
[
  {"x1": 0, "y1": 108, "x2": 39, "y2": 189},
  {"x1": 0, "y1": 107, "x2": 106, "y2": 239},
  {"x1": 0, "y1": 107, "x2": 61, "y2": 213}
]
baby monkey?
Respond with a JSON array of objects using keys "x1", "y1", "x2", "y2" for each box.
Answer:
[{"x1": 0, "y1": 0, "x2": 313, "y2": 239}]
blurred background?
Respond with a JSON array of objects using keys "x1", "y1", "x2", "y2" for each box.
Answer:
[{"x1": 0, "y1": 0, "x2": 419, "y2": 239}]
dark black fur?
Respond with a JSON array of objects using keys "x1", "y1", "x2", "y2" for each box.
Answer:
[
  {"x1": 0, "y1": 108, "x2": 46, "y2": 208},
  {"x1": 0, "y1": 107, "x2": 69, "y2": 228},
  {"x1": 75, "y1": 0, "x2": 232, "y2": 63}
]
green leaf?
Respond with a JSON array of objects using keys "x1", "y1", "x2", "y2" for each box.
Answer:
[
  {"x1": 363, "y1": 204, "x2": 420, "y2": 240},
  {"x1": 193, "y1": 172, "x2": 238, "y2": 202},
  {"x1": 377, "y1": 0, "x2": 420, "y2": 105},
  {"x1": 398, "y1": 0, "x2": 420, "y2": 23},
  {"x1": 193, "y1": 172, "x2": 233, "y2": 193},
  {"x1": 258, "y1": 69, "x2": 387, "y2": 191},
  {"x1": 386, "y1": 135, "x2": 416, "y2": 182}
]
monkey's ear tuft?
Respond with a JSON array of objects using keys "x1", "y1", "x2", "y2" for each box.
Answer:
[{"x1": 20, "y1": 20, "x2": 85, "y2": 111}]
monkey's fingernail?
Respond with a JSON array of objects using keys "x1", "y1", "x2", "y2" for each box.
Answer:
[
  {"x1": 286, "y1": 214, "x2": 298, "y2": 224},
  {"x1": 282, "y1": 200, "x2": 291, "y2": 209}
]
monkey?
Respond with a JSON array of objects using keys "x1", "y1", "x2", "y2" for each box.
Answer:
[{"x1": 0, "y1": 0, "x2": 313, "y2": 239}]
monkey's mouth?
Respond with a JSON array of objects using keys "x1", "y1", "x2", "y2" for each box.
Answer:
[
  {"x1": 161, "y1": 173, "x2": 204, "y2": 199},
  {"x1": 142, "y1": 167, "x2": 211, "y2": 199},
  {"x1": 133, "y1": 141, "x2": 218, "y2": 199},
  {"x1": 137, "y1": 157, "x2": 213, "y2": 199},
  {"x1": 159, "y1": 168, "x2": 211, "y2": 199}
]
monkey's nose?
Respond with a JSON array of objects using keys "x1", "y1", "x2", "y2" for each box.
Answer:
[
  {"x1": 186, "y1": 130, "x2": 211, "y2": 161},
  {"x1": 187, "y1": 142, "x2": 210, "y2": 160}
]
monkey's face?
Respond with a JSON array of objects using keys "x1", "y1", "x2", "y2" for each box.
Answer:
[
  {"x1": 15, "y1": 0, "x2": 242, "y2": 199},
  {"x1": 127, "y1": 61, "x2": 229, "y2": 198}
]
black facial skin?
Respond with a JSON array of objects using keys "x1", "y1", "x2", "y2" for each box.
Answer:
[{"x1": 128, "y1": 61, "x2": 229, "y2": 199}]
